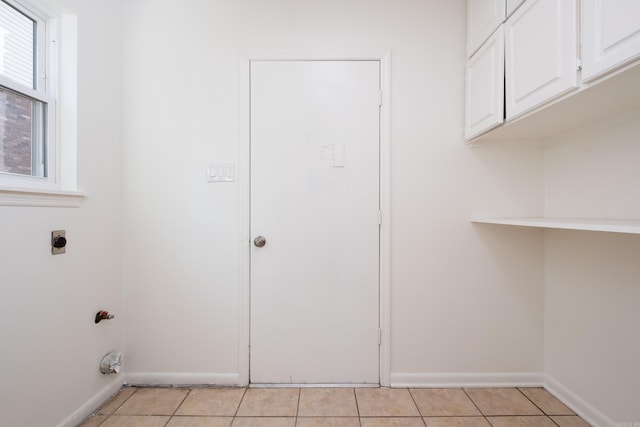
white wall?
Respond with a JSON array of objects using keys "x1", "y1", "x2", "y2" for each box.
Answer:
[
  {"x1": 0, "y1": 1, "x2": 124, "y2": 426},
  {"x1": 122, "y1": 0, "x2": 545, "y2": 385},
  {"x1": 544, "y1": 114, "x2": 640, "y2": 426},
  {"x1": 5, "y1": 1, "x2": 638, "y2": 425}
]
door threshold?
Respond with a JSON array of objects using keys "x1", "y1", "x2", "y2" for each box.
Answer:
[{"x1": 249, "y1": 383, "x2": 380, "y2": 388}]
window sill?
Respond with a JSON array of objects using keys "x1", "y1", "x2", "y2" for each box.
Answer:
[{"x1": 0, "y1": 186, "x2": 87, "y2": 208}]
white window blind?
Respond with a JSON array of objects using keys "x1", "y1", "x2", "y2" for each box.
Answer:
[{"x1": 0, "y1": 0, "x2": 35, "y2": 89}]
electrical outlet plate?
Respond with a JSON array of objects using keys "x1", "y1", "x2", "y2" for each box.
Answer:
[{"x1": 51, "y1": 230, "x2": 66, "y2": 255}]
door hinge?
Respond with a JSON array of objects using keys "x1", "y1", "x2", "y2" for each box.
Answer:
[
  {"x1": 378, "y1": 210, "x2": 382, "y2": 226},
  {"x1": 377, "y1": 90, "x2": 383, "y2": 106},
  {"x1": 576, "y1": 57, "x2": 582, "y2": 71},
  {"x1": 378, "y1": 328, "x2": 382, "y2": 345}
]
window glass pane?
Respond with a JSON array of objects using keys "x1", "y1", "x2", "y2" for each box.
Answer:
[
  {"x1": 0, "y1": 0, "x2": 35, "y2": 89},
  {"x1": 0, "y1": 85, "x2": 46, "y2": 177}
]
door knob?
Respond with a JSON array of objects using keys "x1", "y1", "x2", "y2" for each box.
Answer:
[{"x1": 254, "y1": 236, "x2": 266, "y2": 248}]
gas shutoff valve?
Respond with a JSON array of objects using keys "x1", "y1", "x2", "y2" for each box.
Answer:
[{"x1": 95, "y1": 310, "x2": 115, "y2": 323}]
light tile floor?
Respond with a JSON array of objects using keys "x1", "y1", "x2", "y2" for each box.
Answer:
[{"x1": 79, "y1": 386, "x2": 591, "y2": 427}]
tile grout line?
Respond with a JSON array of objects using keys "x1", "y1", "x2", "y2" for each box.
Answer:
[
  {"x1": 517, "y1": 387, "x2": 564, "y2": 426},
  {"x1": 353, "y1": 387, "x2": 362, "y2": 427},
  {"x1": 462, "y1": 387, "x2": 485, "y2": 415},
  {"x1": 97, "y1": 385, "x2": 138, "y2": 426},
  {"x1": 161, "y1": 387, "x2": 191, "y2": 427},
  {"x1": 406, "y1": 387, "x2": 428, "y2": 427},
  {"x1": 295, "y1": 387, "x2": 301, "y2": 423},
  {"x1": 113, "y1": 386, "x2": 136, "y2": 414},
  {"x1": 517, "y1": 387, "x2": 547, "y2": 415},
  {"x1": 461, "y1": 386, "x2": 492, "y2": 425},
  {"x1": 232, "y1": 386, "x2": 249, "y2": 420}
]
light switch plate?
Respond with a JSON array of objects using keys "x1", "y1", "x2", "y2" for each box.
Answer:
[{"x1": 207, "y1": 162, "x2": 236, "y2": 182}]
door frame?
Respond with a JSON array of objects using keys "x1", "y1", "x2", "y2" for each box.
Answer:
[{"x1": 237, "y1": 50, "x2": 391, "y2": 386}]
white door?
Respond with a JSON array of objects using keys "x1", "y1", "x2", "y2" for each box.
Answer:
[
  {"x1": 250, "y1": 60, "x2": 381, "y2": 384},
  {"x1": 505, "y1": 0, "x2": 578, "y2": 119},
  {"x1": 581, "y1": 0, "x2": 640, "y2": 82}
]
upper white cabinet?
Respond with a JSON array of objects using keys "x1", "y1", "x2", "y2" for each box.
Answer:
[
  {"x1": 465, "y1": 0, "x2": 640, "y2": 142},
  {"x1": 506, "y1": 0, "x2": 525, "y2": 17},
  {"x1": 581, "y1": 0, "x2": 640, "y2": 82},
  {"x1": 504, "y1": 0, "x2": 578, "y2": 119},
  {"x1": 467, "y1": 0, "x2": 506, "y2": 57},
  {"x1": 465, "y1": 26, "x2": 505, "y2": 139}
]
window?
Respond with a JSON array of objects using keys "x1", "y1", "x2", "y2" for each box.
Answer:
[{"x1": 0, "y1": 0, "x2": 55, "y2": 187}]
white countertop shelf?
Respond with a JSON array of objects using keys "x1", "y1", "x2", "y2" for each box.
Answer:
[{"x1": 471, "y1": 217, "x2": 640, "y2": 235}]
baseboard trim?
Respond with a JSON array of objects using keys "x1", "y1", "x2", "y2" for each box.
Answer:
[
  {"x1": 390, "y1": 372, "x2": 544, "y2": 388},
  {"x1": 56, "y1": 375, "x2": 125, "y2": 427},
  {"x1": 544, "y1": 375, "x2": 615, "y2": 427},
  {"x1": 125, "y1": 372, "x2": 240, "y2": 386}
]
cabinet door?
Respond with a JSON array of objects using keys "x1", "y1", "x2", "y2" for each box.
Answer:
[
  {"x1": 465, "y1": 26, "x2": 505, "y2": 140},
  {"x1": 505, "y1": 0, "x2": 578, "y2": 119},
  {"x1": 467, "y1": 0, "x2": 506, "y2": 58},
  {"x1": 581, "y1": 0, "x2": 640, "y2": 82},
  {"x1": 506, "y1": 0, "x2": 525, "y2": 17}
]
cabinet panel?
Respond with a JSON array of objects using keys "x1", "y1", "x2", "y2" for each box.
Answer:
[
  {"x1": 582, "y1": 0, "x2": 640, "y2": 82},
  {"x1": 467, "y1": 0, "x2": 506, "y2": 58},
  {"x1": 505, "y1": 0, "x2": 578, "y2": 119},
  {"x1": 506, "y1": 0, "x2": 525, "y2": 17},
  {"x1": 465, "y1": 26, "x2": 505, "y2": 140}
]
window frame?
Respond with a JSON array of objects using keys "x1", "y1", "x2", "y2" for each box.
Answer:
[{"x1": 0, "y1": 0, "x2": 57, "y2": 189}]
